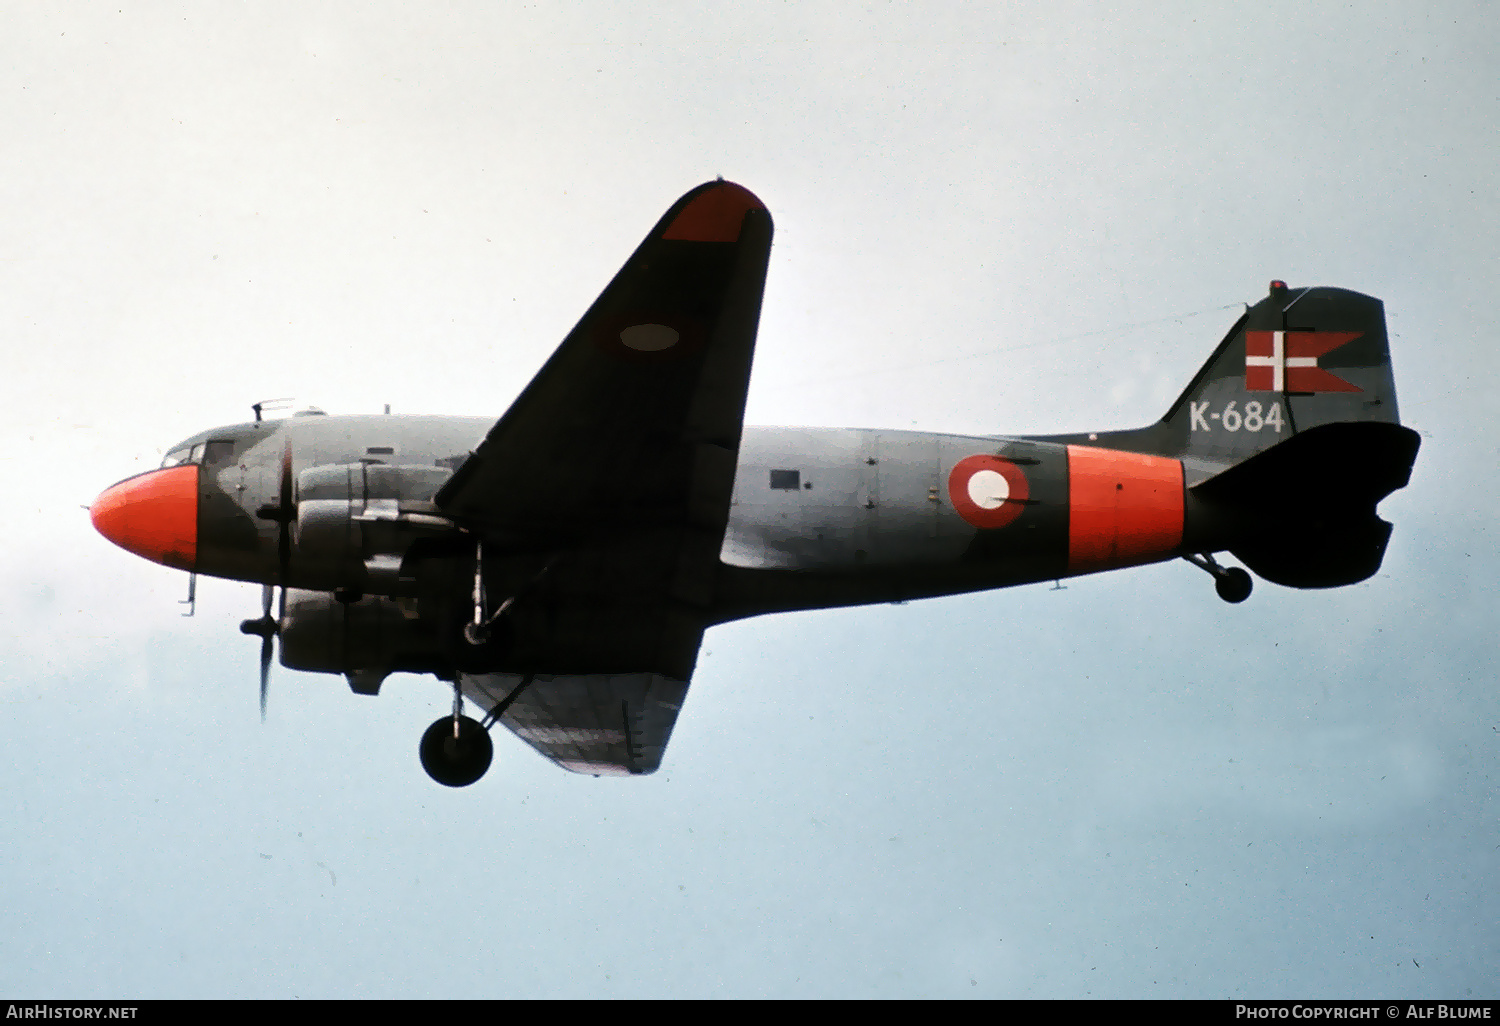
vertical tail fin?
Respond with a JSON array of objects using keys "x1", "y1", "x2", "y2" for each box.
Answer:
[
  {"x1": 1048, "y1": 283, "x2": 1406, "y2": 485},
  {"x1": 1159, "y1": 282, "x2": 1402, "y2": 483},
  {"x1": 1166, "y1": 284, "x2": 1418, "y2": 587}
]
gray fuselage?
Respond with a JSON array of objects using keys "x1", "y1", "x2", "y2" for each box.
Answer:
[{"x1": 170, "y1": 412, "x2": 1173, "y2": 623}]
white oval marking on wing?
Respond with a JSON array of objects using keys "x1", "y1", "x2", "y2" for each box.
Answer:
[{"x1": 620, "y1": 323, "x2": 680, "y2": 352}]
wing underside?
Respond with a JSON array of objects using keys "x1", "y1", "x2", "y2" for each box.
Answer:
[
  {"x1": 461, "y1": 670, "x2": 690, "y2": 775},
  {"x1": 435, "y1": 181, "x2": 773, "y2": 774}
]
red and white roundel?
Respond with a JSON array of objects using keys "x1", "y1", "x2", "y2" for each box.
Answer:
[{"x1": 948, "y1": 454, "x2": 1030, "y2": 530}]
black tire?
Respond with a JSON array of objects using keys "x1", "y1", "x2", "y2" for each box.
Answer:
[
  {"x1": 419, "y1": 715, "x2": 494, "y2": 787},
  {"x1": 1215, "y1": 567, "x2": 1253, "y2": 604}
]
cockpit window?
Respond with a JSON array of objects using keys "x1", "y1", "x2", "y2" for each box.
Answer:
[
  {"x1": 161, "y1": 446, "x2": 194, "y2": 468},
  {"x1": 160, "y1": 442, "x2": 207, "y2": 468}
]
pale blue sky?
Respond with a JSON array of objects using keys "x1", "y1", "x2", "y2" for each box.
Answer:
[{"x1": 0, "y1": 1, "x2": 1495, "y2": 998}]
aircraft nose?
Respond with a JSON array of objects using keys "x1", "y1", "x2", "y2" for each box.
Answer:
[{"x1": 90, "y1": 464, "x2": 199, "y2": 571}]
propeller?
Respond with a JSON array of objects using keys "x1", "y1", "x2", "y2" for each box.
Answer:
[
  {"x1": 239, "y1": 584, "x2": 283, "y2": 721},
  {"x1": 243, "y1": 441, "x2": 296, "y2": 721},
  {"x1": 254, "y1": 442, "x2": 296, "y2": 579}
]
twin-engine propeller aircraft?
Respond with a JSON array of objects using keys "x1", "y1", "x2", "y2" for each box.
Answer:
[{"x1": 90, "y1": 181, "x2": 1420, "y2": 786}]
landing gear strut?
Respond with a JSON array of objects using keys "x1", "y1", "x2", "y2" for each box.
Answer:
[
  {"x1": 1184, "y1": 552, "x2": 1253, "y2": 603},
  {"x1": 461, "y1": 543, "x2": 552, "y2": 652},
  {"x1": 463, "y1": 540, "x2": 502, "y2": 647},
  {"x1": 462, "y1": 540, "x2": 539, "y2": 647},
  {"x1": 455, "y1": 540, "x2": 533, "y2": 671}
]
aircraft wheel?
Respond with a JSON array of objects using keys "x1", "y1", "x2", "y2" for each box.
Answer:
[
  {"x1": 1215, "y1": 567, "x2": 1253, "y2": 604},
  {"x1": 419, "y1": 715, "x2": 493, "y2": 787}
]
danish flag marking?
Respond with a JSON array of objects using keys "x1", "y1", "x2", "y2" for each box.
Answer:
[{"x1": 1244, "y1": 330, "x2": 1363, "y2": 392}]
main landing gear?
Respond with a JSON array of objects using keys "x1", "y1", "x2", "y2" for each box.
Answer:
[
  {"x1": 420, "y1": 709, "x2": 493, "y2": 787},
  {"x1": 418, "y1": 673, "x2": 537, "y2": 787},
  {"x1": 421, "y1": 544, "x2": 548, "y2": 786},
  {"x1": 1184, "y1": 552, "x2": 1253, "y2": 603}
]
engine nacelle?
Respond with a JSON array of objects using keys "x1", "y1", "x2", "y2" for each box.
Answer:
[
  {"x1": 278, "y1": 588, "x2": 451, "y2": 690},
  {"x1": 293, "y1": 463, "x2": 459, "y2": 593}
]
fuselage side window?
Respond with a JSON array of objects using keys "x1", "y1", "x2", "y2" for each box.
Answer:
[{"x1": 201, "y1": 440, "x2": 235, "y2": 466}]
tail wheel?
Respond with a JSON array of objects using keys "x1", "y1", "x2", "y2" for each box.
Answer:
[
  {"x1": 1215, "y1": 567, "x2": 1253, "y2": 603},
  {"x1": 1184, "y1": 553, "x2": 1254, "y2": 604}
]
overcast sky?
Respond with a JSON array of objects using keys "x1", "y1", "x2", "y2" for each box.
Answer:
[{"x1": 1, "y1": 1, "x2": 1495, "y2": 999}]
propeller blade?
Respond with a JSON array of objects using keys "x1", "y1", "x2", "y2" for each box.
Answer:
[
  {"x1": 259, "y1": 445, "x2": 293, "y2": 723},
  {"x1": 255, "y1": 442, "x2": 295, "y2": 585},
  {"x1": 240, "y1": 583, "x2": 283, "y2": 723},
  {"x1": 247, "y1": 445, "x2": 294, "y2": 723},
  {"x1": 259, "y1": 631, "x2": 273, "y2": 722},
  {"x1": 276, "y1": 443, "x2": 293, "y2": 585}
]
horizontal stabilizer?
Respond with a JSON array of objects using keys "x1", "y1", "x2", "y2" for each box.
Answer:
[{"x1": 1193, "y1": 421, "x2": 1420, "y2": 588}]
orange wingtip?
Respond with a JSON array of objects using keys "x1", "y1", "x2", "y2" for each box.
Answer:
[
  {"x1": 661, "y1": 181, "x2": 765, "y2": 242},
  {"x1": 90, "y1": 464, "x2": 199, "y2": 571}
]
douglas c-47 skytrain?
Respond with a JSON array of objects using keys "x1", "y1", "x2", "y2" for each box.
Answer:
[{"x1": 90, "y1": 181, "x2": 1420, "y2": 786}]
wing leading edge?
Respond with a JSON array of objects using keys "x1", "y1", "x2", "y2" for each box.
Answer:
[{"x1": 436, "y1": 181, "x2": 773, "y2": 774}]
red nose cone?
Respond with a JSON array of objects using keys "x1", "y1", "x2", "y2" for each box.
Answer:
[{"x1": 90, "y1": 464, "x2": 199, "y2": 571}]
